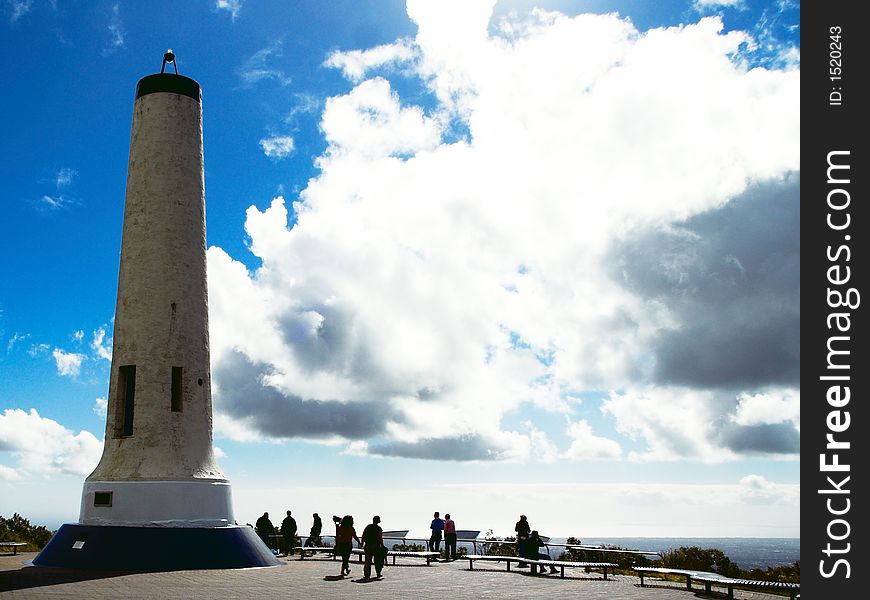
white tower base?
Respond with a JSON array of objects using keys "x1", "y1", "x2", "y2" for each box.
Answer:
[{"x1": 79, "y1": 480, "x2": 234, "y2": 527}]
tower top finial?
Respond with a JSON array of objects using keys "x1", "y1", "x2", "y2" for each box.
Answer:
[{"x1": 161, "y1": 49, "x2": 178, "y2": 74}]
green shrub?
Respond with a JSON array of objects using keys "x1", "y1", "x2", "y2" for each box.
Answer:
[
  {"x1": 391, "y1": 542, "x2": 425, "y2": 551},
  {"x1": 481, "y1": 529, "x2": 516, "y2": 556},
  {"x1": 0, "y1": 513, "x2": 54, "y2": 551},
  {"x1": 660, "y1": 546, "x2": 741, "y2": 578}
]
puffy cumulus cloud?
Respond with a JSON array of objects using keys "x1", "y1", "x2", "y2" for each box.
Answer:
[
  {"x1": 259, "y1": 135, "x2": 295, "y2": 159},
  {"x1": 320, "y1": 77, "x2": 441, "y2": 158},
  {"x1": 603, "y1": 387, "x2": 730, "y2": 462},
  {"x1": 0, "y1": 408, "x2": 101, "y2": 477},
  {"x1": 732, "y1": 389, "x2": 799, "y2": 427},
  {"x1": 562, "y1": 419, "x2": 622, "y2": 460},
  {"x1": 325, "y1": 39, "x2": 416, "y2": 83},
  {"x1": 52, "y1": 348, "x2": 85, "y2": 377},
  {"x1": 603, "y1": 386, "x2": 800, "y2": 461},
  {"x1": 209, "y1": 4, "x2": 798, "y2": 462}
]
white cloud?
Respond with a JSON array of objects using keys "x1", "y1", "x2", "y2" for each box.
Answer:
[
  {"x1": 6, "y1": 332, "x2": 29, "y2": 353},
  {"x1": 342, "y1": 440, "x2": 369, "y2": 456},
  {"x1": 562, "y1": 419, "x2": 622, "y2": 460},
  {"x1": 52, "y1": 348, "x2": 85, "y2": 378},
  {"x1": 209, "y1": 5, "x2": 798, "y2": 462},
  {"x1": 216, "y1": 0, "x2": 241, "y2": 21},
  {"x1": 0, "y1": 408, "x2": 102, "y2": 477},
  {"x1": 55, "y1": 167, "x2": 76, "y2": 189},
  {"x1": 259, "y1": 135, "x2": 295, "y2": 159},
  {"x1": 325, "y1": 39, "x2": 416, "y2": 82},
  {"x1": 5, "y1": 0, "x2": 32, "y2": 23},
  {"x1": 239, "y1": 41, "x2": 292, "y2": 86},
  {"x1": 320, "y1": 77, "x2": 441, "y2": 158},
  {"x1": 103, "y1": 3, "x2": 125, "y2": 55},
  {"x1": 732, "y1": 389, "x2": 799, "y2": 427},
  {"x1": 28, "y1": 342, "x2": 49, "y2": 357},
  {"x1": 91, "y1": 327, "x2": 112, "y2": 361},
  {"x1": 693, "y1": 0, "x2": 745, "y2": 10},
  {"x1": 604, "y1": 387, "x2": 736, "y2": 461},
  {"x1": 93, "y1": 397, "x2": 108, "y2": 418},
  {"x1": 603, "y1": 386, "x2": 800, "y2": 461},
  {"x1": 0, "y1": 463, "x2": 21, "y2": 481},
  {"x1": 738, "y1": 474, "x2": 794, "y2": 505},
  {"x1": 73, "y1": 329, "x2": 84, "y2": 342},
  {"x1": 39, "y1": 194, "x2": 72, "y2": 209}
]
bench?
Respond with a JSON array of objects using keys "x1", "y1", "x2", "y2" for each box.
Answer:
[
  {"x1": 385, "y1": 550, "x2": 440, "y2": 565},
  {"x1": 351, "y1": 548, "x2": 440, "y2": 565},
  {"x1": 0, "y1": 541, "x2": 27, "y2": 555},
  {"x1": 293, "y1": 546, "x2": 336, "y2": 559},
  {"x1": 694, "y1": 575, "x2": 800, "y2": 600},
  {"x1": 465, "y1": 554, "x2": 526, "y2": 571},
  {"x1": 635, "y1": 566, "x2": 731, "y2": 589},
  {"x1": 466, "y1": 555, "x2": 617, "y2": 579},
  {"x1": 634, "y1": 567, "x2": 799, "y2": 600},
  {"x1": 531, "y1": 559, "x2": 618, "y2": 579}
]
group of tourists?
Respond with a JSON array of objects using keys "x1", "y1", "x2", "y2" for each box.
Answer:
[
  {"x1": 255, "y1": 509, "x2": 556, "y2": 578},
  {"x1": 254, "y1": 510, "x2": 387, "y2": 580},
  {"x1": 334, "y1": 514, "x2": 389, "y2": 579},
  {"x1": 254, "y1": 510, "x2": 324, "y2": 556},
  {"x1": 515, "y1": 514, "x2": 558, "y2": 574},
  {"x1": 427, "y1": 511, "x2": 458, "y2": 561}
]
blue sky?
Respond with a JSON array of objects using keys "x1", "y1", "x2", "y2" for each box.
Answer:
[{"x1": 1, "y1": 0, "x2": 799, "y2": 540}]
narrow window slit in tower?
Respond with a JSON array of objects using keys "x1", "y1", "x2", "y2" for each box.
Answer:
[
  {"x1": 118, "y1": 365, "x2": 136, "y2": 437},
  {"x1": 171, "y1": 366, "x2": 183, "y2": 412}
]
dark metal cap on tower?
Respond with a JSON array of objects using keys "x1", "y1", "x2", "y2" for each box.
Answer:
[{"x1": 135, "y1": 50, "x2": 201, "y2": 101}]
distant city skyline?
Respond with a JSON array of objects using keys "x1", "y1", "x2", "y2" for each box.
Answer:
[{"x1": 1, "y1": 0, "x2": 799, "y2": 538}]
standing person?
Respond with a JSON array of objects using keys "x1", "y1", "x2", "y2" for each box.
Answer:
[
  {"x1": 429, "y1": 511, "x2": 445, "y2": 559},
  {"x1": 361, "y1": 515, "x2": 387, "y2": 579},
  {"x1": 514, "y1": 515, "x2": 531, "y2": 567},
  {"x1": 526, "y1": 530, "x2": 558, "y2": 574},
  {"x1": 255, "y1": 511, "x2": 276, "y2": 553},
  {"x1": 308, "y1": 512, "x2": 323, "y2": 546},
  {"x1": 334, "y1": 514, "x2": 361, "y2": 577},
  {"x1": 281, "y1": 510, "x2": 298, "y2": 556},
  {"x1": 443, "y1": 513, "x2": 457, "y2": 561}
]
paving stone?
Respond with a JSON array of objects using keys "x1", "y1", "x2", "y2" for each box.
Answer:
[{"x1": 0, "y1": 552, "x2": 792, "y2": 599}]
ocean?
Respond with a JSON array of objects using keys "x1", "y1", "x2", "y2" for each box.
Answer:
[{"x1": 546, "y1": 537, "x2": 800, "y2": 570}]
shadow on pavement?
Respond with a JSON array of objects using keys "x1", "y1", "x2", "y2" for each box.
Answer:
[{"x1": 0, "y1": 566, "x2": 132, "y2": 592}]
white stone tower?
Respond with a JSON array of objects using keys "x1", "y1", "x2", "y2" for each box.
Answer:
[{"x1": 34, "y1": 52, "x2": 279, "y2": 571}]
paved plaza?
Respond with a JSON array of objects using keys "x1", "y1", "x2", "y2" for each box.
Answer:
[{"x1": 1, "y1": 552, "x2": 790, "y2": 600}]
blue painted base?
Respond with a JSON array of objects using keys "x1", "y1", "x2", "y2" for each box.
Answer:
[{"x1": 32, "y1": 524, "x2": 281, "y2": 571}]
